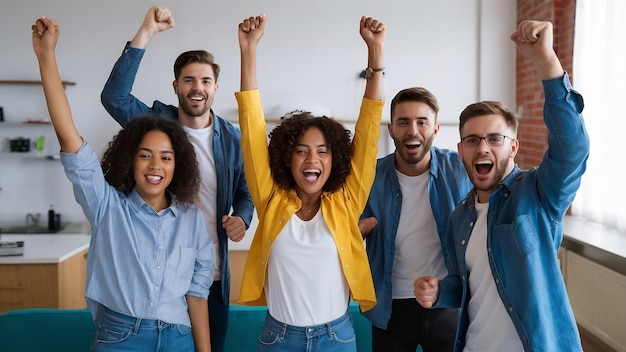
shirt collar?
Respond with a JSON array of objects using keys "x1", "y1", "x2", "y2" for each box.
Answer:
[{"x1": 127, "y1": 188, "x2": 178, "y2": 217}]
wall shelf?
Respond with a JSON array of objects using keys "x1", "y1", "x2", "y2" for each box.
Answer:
[{"x1": 0, "y1": 80, "x2": 76, "y2": 87}]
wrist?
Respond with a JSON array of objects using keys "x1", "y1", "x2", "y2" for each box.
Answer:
[{"x1": 364, "y1": 66, "x2": 385, "y2": 79}]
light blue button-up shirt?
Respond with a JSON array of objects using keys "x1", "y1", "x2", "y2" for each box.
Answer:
[
  {"x1": 435, "y1": 73, "x2": 589, "y2": 351},
  {"x1": 61, "y1": 141, "x2": 214, "y2": 327}
]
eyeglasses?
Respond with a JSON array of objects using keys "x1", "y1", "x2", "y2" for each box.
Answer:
[{"x1": 460, "y1": 134, "x2": 514, "y2": 148}]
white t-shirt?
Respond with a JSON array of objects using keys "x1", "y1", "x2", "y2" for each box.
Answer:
[
  {"x1": 392, "y1": 171, "x2": 446, "y2": 298},
  {"x1": 464, "y1": 199, "x2": 523, "y2": 352},
  {"x1": 183, "y1": 125, "x2": 220, "y2": 280},
  {"x1": 265, "y1": 210, "x2": 349, "y2": 326}
]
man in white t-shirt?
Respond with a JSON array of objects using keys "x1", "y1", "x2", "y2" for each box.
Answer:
[{"x1": 360, "y1": 87, "x2": 471, "y2": 352}]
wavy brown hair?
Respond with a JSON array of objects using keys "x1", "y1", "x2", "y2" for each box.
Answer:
[
  {"x1": 390, "y1": 87, "x2": 440, "y2": 123},
  {"x1": 459, "y1": 101, "x2": 519, "y2": 135},
  {"x1": 101, "y1": 116, "x2": 200, "y2": 204},
  {"x1": 174, "y1": 50, "x2": 220, "y2": 82},
  {"x1": 268, "y1": 112, "x2": 354, "y2": 192}
]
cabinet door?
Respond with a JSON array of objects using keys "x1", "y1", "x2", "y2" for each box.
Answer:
[
  {"x1": 566, "y1": 250, "x2": 626, "y2": 350},
  {"x1": 0, "y1": 263, "x2": 59, "y2": 314},
  {"x1": 58, "y1": 249, "x2": 88, "y2": 309}
]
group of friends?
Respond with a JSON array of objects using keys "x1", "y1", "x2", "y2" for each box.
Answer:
[{"x1": 31, "y1": 5, "x2": 589, "y2": 352}]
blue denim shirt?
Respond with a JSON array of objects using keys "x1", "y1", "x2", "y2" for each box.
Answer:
[
  {"x1": 101, "y1": 43, "x2": 254, "y2": 303},
  {"x1": 361, "y1": 147, "x2": 471, "y2": 329},
  {"x1": 435, "y1": 73, "x2": 589, "y2": 352}
]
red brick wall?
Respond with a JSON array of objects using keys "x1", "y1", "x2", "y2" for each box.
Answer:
[{"x1": 515, "y1": 0, "x2": 576, "y2": 168}]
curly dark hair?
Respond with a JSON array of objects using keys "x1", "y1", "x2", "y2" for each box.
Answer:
[
  {"x1": 101, "y1": 116, "x2": 200, "y2": 204},
  {"x1": 268, "y1": 112, "x2": 354, "y2": 192}
]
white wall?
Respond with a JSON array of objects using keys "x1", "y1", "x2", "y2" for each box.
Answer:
[{"x1": 0, "y1": 0, "x2": 515, "y2": 226}]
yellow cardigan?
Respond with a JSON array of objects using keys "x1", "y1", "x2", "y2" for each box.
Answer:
[{"x1": 235, "y1": 90, "x2": 383, "y2": 312}]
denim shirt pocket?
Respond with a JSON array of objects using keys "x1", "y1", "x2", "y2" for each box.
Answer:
[
  {"x1": 495, "y1": 214, "x2": 536, "y2": 257},
  {"x1": 176, "y1": 247, "x2": 198, "y2": 281}
]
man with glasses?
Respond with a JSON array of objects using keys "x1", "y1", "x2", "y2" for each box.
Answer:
[
  {"x1": 359, "y1": 87, "x2": 471, "y2": 352},
  {"x1": 414, "y1": 20, "x2": 589, "y2": 351}
]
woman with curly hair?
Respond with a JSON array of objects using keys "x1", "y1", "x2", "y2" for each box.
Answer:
[
  {"x1": 32, "y1": 16, "x2": 214, "y2": 352},
  {"x1": 235, "y1": 14, "x2": 385, "y2": 351}
]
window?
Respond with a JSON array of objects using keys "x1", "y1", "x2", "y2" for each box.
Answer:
[{"x1": 571, "y1": 0, "x2": 626, "y2": 230}]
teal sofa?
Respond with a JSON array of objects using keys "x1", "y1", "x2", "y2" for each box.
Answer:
[{"x1": 0, "y1": 302, "x2": 373, "y2": 351}]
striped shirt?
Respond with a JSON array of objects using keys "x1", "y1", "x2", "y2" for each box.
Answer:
[{"x1": 61, "y1": 141, "x2": 214, "y2": 326}]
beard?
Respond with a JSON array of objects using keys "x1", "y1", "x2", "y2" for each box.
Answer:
[
  {"x1": 178, "y1": 92, "x2": 211, "y2": 117},
  {"x1": 394, "y1": 133, "x2": 435, "y2": 165},
  {"x1": 465, "y1": 155, "x2": 513, "y2": 194}
]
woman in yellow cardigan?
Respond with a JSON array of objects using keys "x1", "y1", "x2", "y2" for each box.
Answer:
[{"x1": 235, "y1": 14, "x2": 385, "y2": 352}]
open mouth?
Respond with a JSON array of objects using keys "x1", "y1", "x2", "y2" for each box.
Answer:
[
  {"x1": 475, "y1": 160, "x2": 493, "y2": 175},
  {"x1": 405, "y1": 140, "x2": 422, "y2": 151},
  {"x1": 303, "y1": 169, "x2": 321, "y2": 182},
  {"x1": 146, "y1": 175, "x2": 163, "y2": 184},
  {"x1": 189, "y1": 94, "x2": 205, "y2": 103}
]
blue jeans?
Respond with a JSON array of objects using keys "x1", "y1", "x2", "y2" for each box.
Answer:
[
  {"x1": 89, "y1": 307, "x2": 194, "y2": 352},
  {"x1": 259, "y1": 310, "x2": 356, "y2": 352}
]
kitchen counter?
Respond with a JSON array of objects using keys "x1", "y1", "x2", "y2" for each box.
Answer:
[
  {"x1": 562, "y1": 215, "x2": 626, "y2": 276},
  {"x1": 0, "y1": 233, "x2": 90, "y2": 264},
  {"x1": 0, "y1": 228, "x2": 90, "y2": 313}
]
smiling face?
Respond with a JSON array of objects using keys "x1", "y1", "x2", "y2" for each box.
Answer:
[
  {"x1": 173, "y1": 62, "x2": 218, "y2": 128},
  {"x1": 133, "y1": 130, "x2": 176, "y2": 211},
  {"x1": 458, "y1": 114, "x2": 519, "y2": 203},
  {"x1": 389, "y1": 101, "x2": 440, "y2": 176},
  {"x1": 290, "y1": 127, "x2": 332, "y2": 199}
]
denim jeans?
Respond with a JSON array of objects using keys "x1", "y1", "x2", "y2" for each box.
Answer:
[
  {"x1": 89, "y1": 307, "x2": 194, "y2": 352},
  {"x1": 259, "y1": 309, "x2": 356, "y2": 352}
]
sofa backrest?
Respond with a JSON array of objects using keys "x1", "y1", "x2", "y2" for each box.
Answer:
[
  {"x1": 0, "y1": 302, "x2": 373, "y2": 351},
  {"x1": 0, "y1": 308, "x2": 95, "y2": 352}
]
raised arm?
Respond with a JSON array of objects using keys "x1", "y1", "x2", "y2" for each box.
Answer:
[
  {"x1": 32, "y1": 17, "x2": 82, "y2": 154},
  {"x1": 129, "y1": 6, "x2": 175, "y2": 49},
  {"x1": 360, "y1": 16, "x2": 385, "y2": 101},
  {"x1": 238, "y1": 14, "x2": 265, "y2": 91},
  {"x1": 510, "y1": 20, "x2": 562, "y2": 80}
]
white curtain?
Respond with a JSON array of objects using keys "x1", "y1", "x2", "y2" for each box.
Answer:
[{"x1": 571, "y1": 0, "x2": 626, "y2": 230}]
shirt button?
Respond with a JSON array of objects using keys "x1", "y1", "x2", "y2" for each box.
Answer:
[
  {"x1": 150, "y1": 302, "x2": 155, "y2": 306},
  {"x1": 469, "y1": 222, "x2": 474, "y2": 227},
  {"x1": 508, "y1": 307, "x2": 513, "y2": 312},
  {"x1": 345, "y1": 264, "x2": 349, "y2": 268},
  {"x1": 461, "y1": 240, "x2": 466, "y2": 245},
  {"x1": 340, "y1": 247, "x2": 344, "y2": 251},
  {"x1": 157, "y1": 266, "x2": 161, "y2": 270}
]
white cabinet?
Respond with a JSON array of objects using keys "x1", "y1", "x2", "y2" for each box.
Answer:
[{"x1": 562, "y1": 249, "x2": 626, "y2": 351}]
